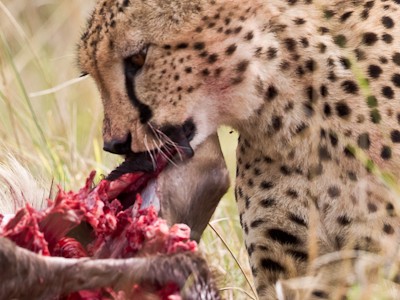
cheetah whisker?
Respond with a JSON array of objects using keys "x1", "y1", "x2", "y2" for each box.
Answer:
[{"x1": 143, "y1": 135, "x2": 156, "y2": 171}]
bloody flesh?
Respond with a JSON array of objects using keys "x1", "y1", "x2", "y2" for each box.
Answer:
[{"x1": 0, "y1": 151, "x2": 197, "y2": 299}]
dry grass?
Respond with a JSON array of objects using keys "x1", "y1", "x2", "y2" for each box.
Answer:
[{"x1": 0, "y1": 0, "x2": 254, "y2": 299}]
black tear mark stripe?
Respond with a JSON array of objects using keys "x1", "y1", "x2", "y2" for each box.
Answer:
[{"x1": 125, "y1": 70, "x2": 153, "y2": 124}]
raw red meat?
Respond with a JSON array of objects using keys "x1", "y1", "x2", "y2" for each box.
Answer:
[{"x1": 0, "y1": 160, "x2": 197, "y2": 300}]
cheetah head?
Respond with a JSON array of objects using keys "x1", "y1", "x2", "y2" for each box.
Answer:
[{"x1": 78, "y1": 0, "x2": 270, "y2": 156}]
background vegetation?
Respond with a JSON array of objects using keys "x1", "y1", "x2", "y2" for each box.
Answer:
[{"x1": 0, "y1": 1, "x2": 255, "y2": 299}]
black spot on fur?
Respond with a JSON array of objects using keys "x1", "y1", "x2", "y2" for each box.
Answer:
[
  {"x1": 368, "y1": 65, "x2": 383, "y2": 78},
  {"x1": 324, "y1": 10, "x2": 335, "y2": 19},
  {"x1": 284, "y1": 38, "x2": 297, "y2": 51},
  {"x1": 393, "y1": 53, "x2": 400, "y2": 66},
  {"x1": 280, "y1": 165, "x2": 291, "y2": 176},
  {"x1": 267, "y1": 47, "x2": 278, "y2": 59},
  {"x1": 234, "y1": 26, "x2": 243, "y2": 34},
  {"x1": 363, "y1": 32, "x2": 378, "y2": 45},
  {"x1": 391, "y1": 130, "x2": 400, "y2": 143},
  {"x1": 268, "y1": 228, "x2": 301, "y2": 245},
  {"x1": 337, "y1": 215, "x2": 352, "y2": 226},
  {"x1": 387, "y1": 203, "x2": 395, "y2": 217},
  {"x1": 382, "y1": 86, "x2": 394, "y2": 99},
  {"x1": 368, "y1": 202, "x2": 378, "y2": 213},
  {"x1": 336, "y1": 101, "x2": 352, "y2": 118},
  {"x1": 318, "y1": 43, "x2": 327, "y2": 53},
  {"x1": 383, "y1": 224, "x2": 395, "y2": 234},
  {"x1": 319, "y1": 146, "x2": 331, "y2": 161},
  {"x1": 236, "y1": 60, "x2": 250, "y2": 73},
  {"x1": 201, "y1": 69, "x2": 210, "y2": 76},
  {"x1": 225, "y1": 44, "x2": 237, "y2": 55},
  {"x1": 193, "y1": 42, "x2": 205, "y2": 50},
  {"x1": 244, "y1": 31, "x2": 254, "y2": 41},
  {"x1": 392, "y1": 74, "x2": 400, "y2": 87},
  {"x1": 295, "y1": 123, "x2": 308, "y2": 134},
  {"x1": 265, "y1": 85, "x2": 278, "y2": 101},
  {"x1": 348, "y1": 171, "x2": 357, "y2": 181},
  {"x1": 329, "y1": 131, "x2": 338, "y2": 147},
  {"x1": 287, "y1": 250, "x2": 308, "y2": 262},
  {"x1": 261, "y1": 258, "x2": 285, "y2": 273},
  {"x1": 340, "y1": 11, "x2": 353, "y2": 22},
  {"x1": 382, "y1": 33, "x2": 393, "y2": 44},
  {"x1": 381, "y1": 16, "x2": 394, "y2": 29},
  {"x1": 247, "y1": 243, "x2": 255, "y2": 256},
  {"x1": 289, "y1": 213, "x2": 308, "y2": 227},
  {"x1": 176, "y1": 43, "x2": 188, "y2": 49},
  {"x1": 294, "y1": 18, "x2": 306, "y2": 25},
  {"x1": 324, "y1": 103, "x2": 332, "y2": 117},
  {"x1": 286, "y1": 189, "x2": 299, "y2": 198},
  {"x1": 312, "y1": 290, "x2": 329, "y2": 299},
  {"x1": 300, "y1": 37, "x2": 309, "y2": 47},
  {"x1": 264, "y1": 156, "x2": 274, "y2": 163},
  {"x1": 251, "y1": 219, "x2": 265, "y2": 228},
  {"x1": 272, "y1": 116, "x2": 283, "y2": 131},
  {"x1": 341, "y1": 80, "x2": 359, "y2": 94},
  {"x1": 381, "y1": 145, "x2": 392, "y2": 160},
  {"x1": 260, "y1": 181, "x2": 274, "y2": 190},
  {"x1": 208, "y1": 53, "x2": 219, "y2": 64},
  {"x1": 328, "y1": 186, "x2": 341, "y2": 198},
  {"x1": 305, "y1": 59, "x2": 316, "y2": 72},
  {"x1": 260, "y1": 198, "x2": 276, "y2": 208},
  {"x1": 319, "y1": 27, "x2": 330, "y2": 34}
]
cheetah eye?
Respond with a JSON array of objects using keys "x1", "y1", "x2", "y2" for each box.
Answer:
[{"x1": 125, "y1": 47, "x2": 148, "y2": 73}]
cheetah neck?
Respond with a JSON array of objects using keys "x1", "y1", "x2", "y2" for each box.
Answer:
[{"x1": 235, "y1": 2, "x2": 379, "y2": 174}]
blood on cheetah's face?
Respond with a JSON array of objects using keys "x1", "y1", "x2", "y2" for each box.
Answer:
[{"x1": 78, "y1": 0, "x2": 267, "y2": 155}]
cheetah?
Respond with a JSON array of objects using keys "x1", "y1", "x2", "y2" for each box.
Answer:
[{"x1": 78, "y1": 0, "x2": 400, "y2": 298}]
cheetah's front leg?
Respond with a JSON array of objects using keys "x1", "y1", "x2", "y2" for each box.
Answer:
[{"x1": 236, "y1": 144, "x2": 313, "y2": 299}]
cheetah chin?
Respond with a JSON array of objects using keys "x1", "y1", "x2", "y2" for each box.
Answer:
[{"x1": 106, "y1": 117, "x2": 196, "y2": 181}]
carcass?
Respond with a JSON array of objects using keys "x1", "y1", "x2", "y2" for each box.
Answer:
[{"x1": 0, "y1": 134, "x2": 229, "y2": 299}]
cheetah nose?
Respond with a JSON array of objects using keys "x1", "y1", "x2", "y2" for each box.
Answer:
[{"x1": 103, "y1": 134, "x2": 132, "y2": 155}]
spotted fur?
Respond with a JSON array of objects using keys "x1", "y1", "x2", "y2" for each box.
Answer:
[{"x1": 78, "y1": 0, "x2": 400, "y2": 299}]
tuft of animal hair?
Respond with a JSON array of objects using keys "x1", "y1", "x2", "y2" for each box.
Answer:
[{"x1": 0, "y1": 155, "x2": 49, "y2": 214}]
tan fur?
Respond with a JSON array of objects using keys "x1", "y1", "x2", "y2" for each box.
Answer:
[
  {"x1": 158, "y1": 133, "x2": 229, "y2": 242},
  {"x1": 79, "y1": 0, "x2": 400, "y2": 298}
]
